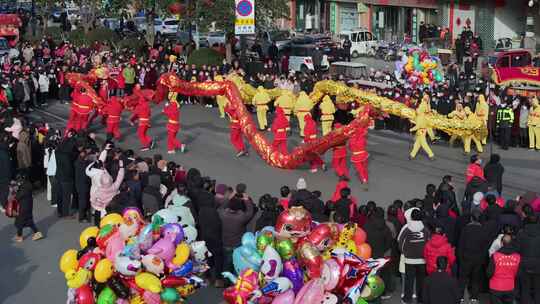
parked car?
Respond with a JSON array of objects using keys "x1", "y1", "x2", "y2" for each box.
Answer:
[
  {"x1": 339, "y1": 29, "x2": 378, "y2": 58},
  {"x1": 154, "y1": 18, "x2": 179, "y2": 36},
  {"x1": 288, "y1": 44, "x2": 329, "y2": 73},
  {"x1": 206, "y1": 31, "x2": 225, "y2": 46},
  {"x1": 132, "y1": 16, "x2": 147, "y2": 33},
  {"x1": 488, "y1": 49, "x2": 532, "y2": 68}
]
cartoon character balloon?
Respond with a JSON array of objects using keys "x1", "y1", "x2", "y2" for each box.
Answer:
[{"x1": 275, "y1": 206, "x2": 312, "y2": 241}]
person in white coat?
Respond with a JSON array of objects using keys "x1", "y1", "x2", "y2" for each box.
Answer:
[{"x1": 38, "y1": 71, "x2": 50, "y2": 106}]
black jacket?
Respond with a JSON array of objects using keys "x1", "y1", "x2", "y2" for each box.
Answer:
[
  {"x1": 55, "y1": 138, "x2": 76, "y2": 182},
  {"x1": 484, "y1": 162, "x2": 504, "y2": 194},
  {"x1": 74, "y1": 158, "x2": 91, "y2": 192},
  {"x1": 516, "y1": 223, "x2": 540, "y2": 273},
  {"x1": 15, "y1": 180, "x2": 34, "y2": 228},
  {"x1": 13, "y1": 81, "x2": 25, "y2": 101},
  {"x1": 142, "y1": 174, "x2": 163, "y2": 217},
  {"x1": 0, "y1": 143, "x2": 13, "y2": 183},
  {"x1": 364, "y1": 217, "x2": 393, "y2": 258},
  {"x1": 423, "y1": 271, "x2": 461, "y2": 304},
  {"x1": 458, "y1": 222, "x2": 490, "y2": 263},
  {"x1": 435, "y1": 204, "x2": 457, "y2": 246},
  {"x1": 289, "y1": 189, "x2": 313, "y2": 207}
]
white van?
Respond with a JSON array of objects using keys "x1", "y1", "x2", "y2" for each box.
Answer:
[
  {"x1": 288, "y1": 45, "x2": 329, "y2": 73},
  {"x1": 339, "y1": 29, "x2": 377, "y2": 58}
]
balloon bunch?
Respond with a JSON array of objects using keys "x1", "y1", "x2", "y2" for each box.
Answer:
[
  {"x1": 59, "y1": 207, "x2": 209, "y2": 304},
  {"x1": 401, "y1": 49, "x2": 444, "y2": 88},
  {"x1": 222, "y1": 206, "x2": 388, "y2": 304}
]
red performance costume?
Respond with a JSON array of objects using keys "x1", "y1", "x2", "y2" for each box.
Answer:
[
  {"x1": 163, "y1": 100, "x2": 185, "y2": 153},
  {"x1": 130, "y1": 93, "x2": 153, "y2": 150},
  {"x1": 303, "y1": 113, "x2": 324, "y2": 172},
  {"x1": 225, "y1": 103, "x2": 246, "y2": 156},
  {"x1": 348, "y1": 128, "x2": 369, "y2": 184},
  {"x1": 67, "y1": 88, "x2": 95, "y2": 132},
  {"x1": 104, "y1": 96, "x2": 124, "y2": 140},
  {"x1": 271, "y1": 107, "x2": 289, "y2": 154},
  {"x1": 331, "y1": 123, "x2": 349, "y2": 178}
]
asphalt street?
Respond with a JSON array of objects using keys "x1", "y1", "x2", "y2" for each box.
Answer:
[{"x1": 1, "y1": 98, "x2": 539, "y2": 304}]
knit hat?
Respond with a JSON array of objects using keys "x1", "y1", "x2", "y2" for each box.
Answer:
[
  {"x1": 473, "y1": 192, "x2": 484, "y2": 206},
  {"x1": 296, "y1": 178, "x2": 307, "y2": 190},
  {"x1": 215, "y1": 184, "x2": 227, "y2": 196}
]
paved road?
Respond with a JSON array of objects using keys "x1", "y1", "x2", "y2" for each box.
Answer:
[{"x1": 1, "y1": 100, "x2": 538, "y2": 304}]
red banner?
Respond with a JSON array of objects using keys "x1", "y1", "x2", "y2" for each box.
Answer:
[{"x1": 493, "y1": 67, "x2": 540, "y2": 86}]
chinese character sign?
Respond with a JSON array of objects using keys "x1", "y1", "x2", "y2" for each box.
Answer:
[{"x1": 235, "y1": 0, "x2": 255, "y2": 35}]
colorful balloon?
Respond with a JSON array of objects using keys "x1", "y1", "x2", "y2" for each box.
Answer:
[
  {"x1": 353, "y1": 228, "x2": 366, "y2": 245},
  {"x1": 161, "y1": 223, "x2": 184, "y2": 246},
  {"x1": 360, "y1": 275, "x2": 385, "y2": 301},
  {"x1": 260, "y1": 246, "x2": 283, "y2": 282},
  {"x1": 135, "y1": 272, "x2": 162, "y2": 293},
  {"x1": 96, "y1": 286, "x2": 116, "y2": 304},
  {"x1": 75, "y1": 284, "x2": 95, "y2": 304},
  {"x1": 275, "y1": 206, "x2": 312, "y2": 241},
  {"x1": 160, "y1": 287, "x2": 180, "y2": 303},
  {"x1": 59, "y1": 249, "x2": 79, "y2": 273},
  {"x1": 108, "y1": 276, "x2": 130, "y2": 299},
  {"x1": 80, "y1": 226, "x2": 99, "y2": 248},
  {"x1": 271, "y1": 289, "x2": 295, "y2": 304},
  {"x1": 256, "y1": 230, "x2": 275, "y2": 254},
  {"x1": 321, "y1": 259, "x2": 341, "y2": 291},
  {"x1": 100, "y1": 213, "x2": 124, "y2": 228},
  {"x1": 293, "y1": 279, "x2": 325, "y2": 304},
  {"x1": 282, "y1": 258, "x2": 304, "y2": 294},
  {"x1": 94, "y1": 258, "x2": 114, "y2": 283},
  {"x1": 275, "y1": 239, "x2": 294, "y2": 260}
]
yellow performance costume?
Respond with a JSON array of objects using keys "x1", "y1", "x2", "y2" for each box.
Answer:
[
  {"x1": 447, "y1": 103, "x2": 466, "y2": 147},
  {"x1": 409, "y1": 98, "x2": 435, "y2": 159},
  {"x1": 463, "y1": 107, "x2": 484, "y2": 154},
  {"x1": 294, "y1": 91, "x2": 314, "y2": 137},
  {"x1": 274, "y1": 91, "x2": 295, "y2": 121},
  {"x1": 529, "y1": 97, "x2": 540, "y2": 150},
  {"x1": 215, "y1": 75, "x2": 228, "y2": 118},
  {"x1": 475, "y1": 94, "x2": 489, "y2": 144},
  {"x1": 253, "y1": 86, "x2": 271, "y2": 130},
  {"x1": 320, "y1": 95, "x2": 336, "y2": 136}
]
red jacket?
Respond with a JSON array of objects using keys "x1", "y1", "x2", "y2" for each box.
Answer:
[
  {"x1": 423, "y1": 234, "x2": 456, "y2": 275},
  {"x1": 466, "y1": 163, "x2": 485, "y2": 184},
  {"x1": 99, "y1": 82, "x2": 109, "y2": 103},
  {"x1": 74, "y1": 93, "x2": 94, "y2": 115},
  {"x1": 163, "y1": 102, "x2": 180, "y2": 129},
  {"x1": 271, "y1": 108, "x2": 288, "y2": 140},
  {"x1": 134, "y1": 99, "x2": 151, "y2": 126},
  {"x1": 348, "y1": 129, "x2": 368, "y2": 163},
  {"x1": 105, "y1": 97, "x2": 124, "y2": 123},
  {"x1": 333, "y1": 144, "x2": 347, "y2": 159},
  {"x1": 489, "y1": 250, "x2": 520, "y2": 292},
  {"x1": 0, "y1": 89, "x2": 7, "y2": 105},
  {"x1": 303, "y1": 114, "x2": 317, "y2": 142}
]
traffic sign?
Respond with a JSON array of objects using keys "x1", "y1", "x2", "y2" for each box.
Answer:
[{"x1": 235, "y1": 0, "x2": 255, "y2": 35}]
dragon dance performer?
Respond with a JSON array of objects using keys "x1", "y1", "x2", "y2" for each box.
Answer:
[
  {"x1": 463, "y1": 107, "x2": 484, "y2": 154},
  {"x1": 274, "y1": 91, "x2": 295, "y2": 126},
  {"x1": 475, "y1": 94, "x2": 489, "y2": 144},
  {"x1": 88, "y1": 79, "x2": 109, "y2": 126},
  {"x1": 130, "y1": 86, "x2": 154, "y2": 151},
  {"x1": 163, "y1": 98, "x2": 185, "y2": 154},
  {"x1": 253, "y1": 86, "x2": 271, "y2": 130},
  {"x1": 294, "y1": 91, "x2": 313, "y2": 137},
  {"x1": 447, "y1": 102, "x2": 466, "y2": 147},
  {"x1": 348, "y1": 127, "x2": 369, "y2": 186},
  {"x1": 319, "y1": 95, "x2": 336, "y2": 136},
  {"x1": 224, "y1": 102, "x2": 247, "y2": 157},
  {"x1": 529, "y1": 97, "x2": 540, "y2": 151},
  {"x1": 215, "y1": 76, "x2": 228, "y2": 118},
  {"x1": 303, "y1": 113, "x2": 325, "y2": 173},
  {"x1": 104, "y1": 96, "x2": 124, "y2": 141},
  {"x1": 409, "y1": 96, "x2": 435, "y2": 160},
  {"x1": 331, "y1": 123, "x2": 349, "y2": 178},
  {"x1": 67, "y1": 87, "x2": 95, "y2": 132},
  {"x1": 271, "y1": 107, "x2": 289, "y2": 154}
]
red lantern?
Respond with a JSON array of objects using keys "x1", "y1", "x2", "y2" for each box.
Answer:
[{"x1": 168, "y1": 2, "x2": 185, "y2": 15}]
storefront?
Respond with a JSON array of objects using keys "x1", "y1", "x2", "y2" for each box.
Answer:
[
  {"x1": 295, "y1": 0, "x2": 323, "y2": 32},
  {"x1": 326, "y1": 0, "x2": 362, "y2": 34},
  {"x1": 361, "y1": 0, "x2": 439, "y2": 43}
]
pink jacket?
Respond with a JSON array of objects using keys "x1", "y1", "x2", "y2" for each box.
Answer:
[{"x1": 90, "y1": 167, "x2": 124, "y2": 212}]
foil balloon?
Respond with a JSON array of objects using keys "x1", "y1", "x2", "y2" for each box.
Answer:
[
  {"x1": 141, "y1": 254, "x2": 165, "y2": 277},
  {"x1": 275, "y1": 239, "x2": 294, "y2": 260},
  {"x1": 356, "y1": 243, "x2": 372, "y2": 260},
  {"x1": 260, "y1": 246, "x2": 283, "y2": 282},
  {"x1": 142, "y1": 291, "x2": 161, "y2": 304},
  {"x1": 321, "y1": 259, "x2": 341, "y2": 291},
  {"x1": 353, "y1": 228, "x2": 366, "y2": 246},
  {"x1": 65, "y1": 268, "x2": 92, "y2": 289},
  {"x1": 76, "y1": 284, "x2": 95, "y2": 304},
  {"x1": 94, "y1": 258, "x2": 114, "y2": 283},
  {"x1": 282, "y1": 258, "x2": 303, "y2": 294},
  {"x1": 170, "y1": 260, "x2": 193, "y2": 277},
  {"x1": 256, "y1": 230, "x2": 275, "y2": 254},
  {"x1": 79, "y1": 252, "x2": 101, "y2": 271},
  {"x1": 233, "y1": 232, "x2": 262, "y2": 274},
  {"x1": 307, "y1": 223, "x2": 335, "y2": 252},
  {"x1": 298, "y1": 241, "x2": 323, "y2": 279},
  {"x1": 360, "y1": 275, "x2": 385, "y2": 301},
  {"x1": 147, "y1": 231, "x2": 176, "y2": 264},
  {"x1": 293, "y1": 279, "x2": 325, "y2": 304},
  {"x1": 105, "y1": 232, "x2": 125, "y2": 261},
  {"x1": 96, "y1": 224, "x2": 118, "y2": 250},
  {"x1": 100, "y1": 213, "x2": 124, "y2": 228},
  {"x1": 160, "y1": 287, "x2": 180, "y2": 303},
  {"x1": 161, "y1": 223, "x2": 184, "y2": 246},
  {"x1": 275, "y1": 206, "x2": 312, "y2": 240},
  {"x1": 222, "y1": 269, "x2": 259, "y2": 304},
  {"x1": 322, "y1": 293, "x2": 339, "y2": 304},
  {"x1": 59, "y1": 249, "x2": 79, "y2": 273},
  {"x1": 135, "y1": 272, "x2": 162, "y2": 293},
  {"x1": 108, "y1": 276, "x2": 130, "y2": 299},
  {"x1": 252, "y1": 277, "x2": 293, "y2": 299},
  {"x1": 271, "y1": 289, "x2": 295, "y2": 304},
  {"x1": 80, "y1": 226, "x2": 100, "y2": 248},
  {"x1": 96, "y1": 286, "x2": 116, "y2": 304}
]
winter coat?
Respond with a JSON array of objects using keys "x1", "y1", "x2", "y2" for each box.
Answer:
[
  {"x1": 55, "y1": 138, "x2": 76, "y2": 183},
  {"x1": 458, "y1": 222, "x2": 491, "y2": 263},
  {"x1": 423, "y1": 234, "x2": 456, "y2": 275},
  {"x1": 90, "y1": 167, "x2": 124, "y2": 212},
  {"x1": 422, "y1": 271, "x2": 461, "y2": 304},
  {"x1": 14, "y1": 180, "x2": 34, "y2": 229},
  {"x1": 484, "y1": 162, "x2": 504, "y2": 194},
  {"x1": 218, "y1": 201, "x2": 255, "y2": 247},
  {"x1": 0, "y1": 143, "x2": 13, "y2": 183},
  {"x1": 487, "y1": 246, "x2": 520, "y2": 292},
  {"x1": 466, "y1": 163, "x2": 485, "y2": 184},
  {"x1": 5, "y1": 118, "x2": 22, "y2": 140},
  {"x1": 435, "y1": 204, "x2": 457, "y2": 245},
  {"x1": 142, "y1": 174, "x2": 163, "y2": 217},
  {"x1": 290, "y1": 189, "x2": 312, "y2": 207},
  {"x1": 193, "y1": 188, "x2": 222, "y2": 243},
  {"x1": 364, "y1": 217, "x2": 393, "y2": 258},
  {"x1": 38, "y1": 74, "x2": 50, "y2": 93},
  {"x1": 516, "y1": 223, "x2": 540, "y2": 274},
  {"x1": 16, "y1": 131, "x2": 32, "y2": 169},
  {"x1": 74, "y1": 158, "x2": 91, "y2": 193},
  {"x1": 398, "y1": 209, "x2": 430, "y2": 264}
]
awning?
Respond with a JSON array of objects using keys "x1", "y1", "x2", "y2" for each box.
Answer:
[
  {"x1": 360, "y1": 0, "x2": 438, "y2": 9},
  {"x1": 493, "y1": 67, "x2": 540, "y2": 86}
]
